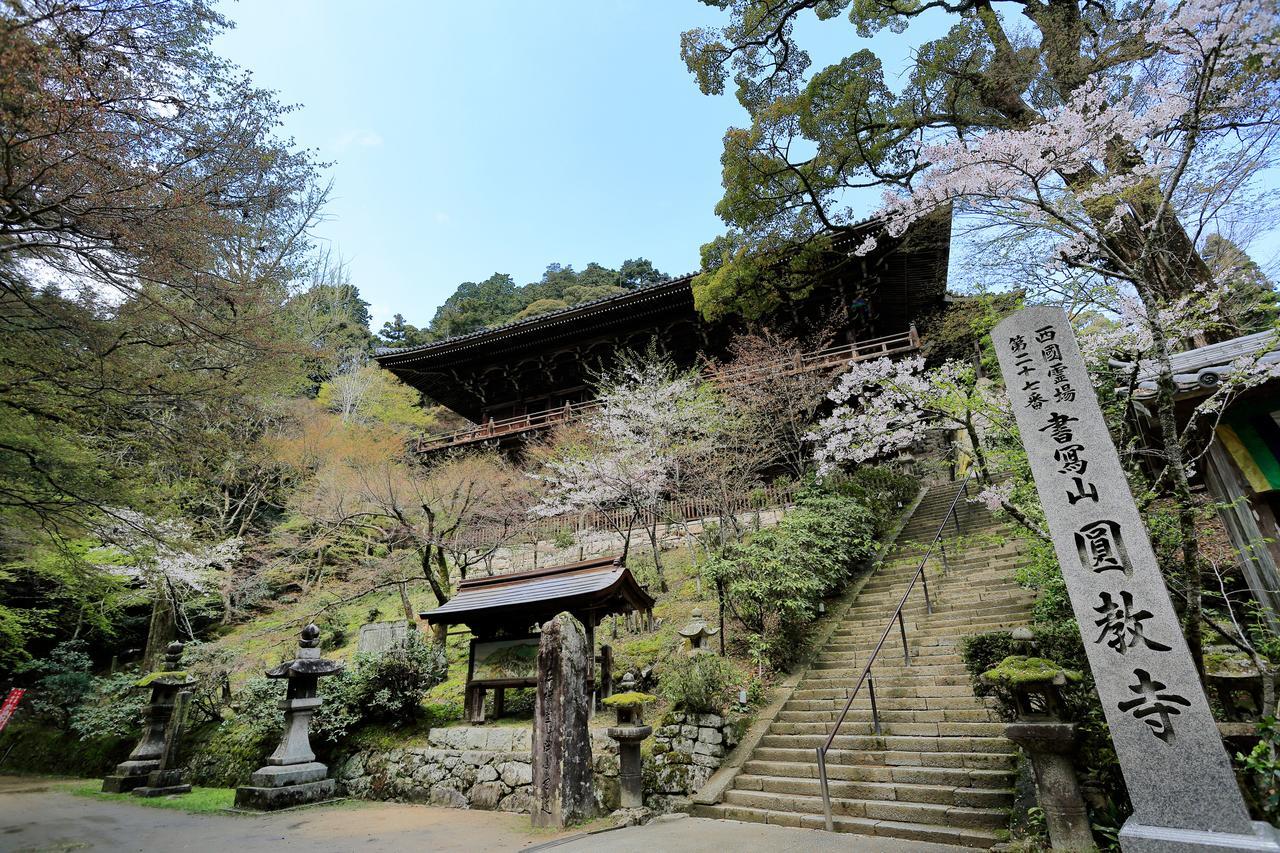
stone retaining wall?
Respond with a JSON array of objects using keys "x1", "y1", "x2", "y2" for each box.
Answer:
[
  {"x1": 648, "y1": 711, "x2": 742, "y2": 811},
  {"x1": 335, "y1": 726, "x2": 621, "y2": 813}
]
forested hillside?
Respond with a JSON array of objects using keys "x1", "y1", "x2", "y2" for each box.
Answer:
[{"x1": 377, "y1": 258, "x2": 672, "y2": 347}]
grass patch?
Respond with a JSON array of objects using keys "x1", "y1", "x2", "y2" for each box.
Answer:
[{"x1": 67, "y1": 779, "x2": 237, "y2": 814}]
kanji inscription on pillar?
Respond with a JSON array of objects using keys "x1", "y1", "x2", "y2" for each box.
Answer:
[{"x1": 993, "y1": 307, "x2": 1269, "y2": 849}]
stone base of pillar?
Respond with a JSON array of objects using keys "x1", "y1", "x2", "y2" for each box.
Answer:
[
  {"x1": 1119, "y1": 818, "x2": 1280, "y2": 852},
  {"x1": 102, "y1": 772, "x2": 154, "y2": 793},
  {"x1": 132, "y1": 769, "x2": 191, "y2": 798},
  {"x1": 102, "y1": 758, "x2": 160, "y2": 793},
  {"x1": 234, "y1": 778, "x2": 336, "y2": 811}
]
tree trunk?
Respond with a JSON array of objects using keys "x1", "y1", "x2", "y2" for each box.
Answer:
[
  {"x1": 142, "y1": 587, "x2": 176, "y2": 671},
  {"x1": 398, "y1": 581, "x2": 415, "y2": 625},
  {"x1": 646, "y1": 520, "x2": 668, "y2": 593},
  {"x1": 1141, "y1": 288, "x2": 1207, "y2": 680}
]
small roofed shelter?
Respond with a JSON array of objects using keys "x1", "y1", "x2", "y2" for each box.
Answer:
[
  {"x1": 1129, "y1": 330, "x2": 1280, "y2": 624},
  {"x1": 421, "y1": 556, "x2": 654, "y2": 723}
]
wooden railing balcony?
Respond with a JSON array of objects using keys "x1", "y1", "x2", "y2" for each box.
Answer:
[{"x1": 412, "y1": 325, "x2": 919, "y2": 455}]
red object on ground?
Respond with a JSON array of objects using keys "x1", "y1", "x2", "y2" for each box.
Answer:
[{"x1": 0, "y1": 688, "x2": 25, "y2": 733}]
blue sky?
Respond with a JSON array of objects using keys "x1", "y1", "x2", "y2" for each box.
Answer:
[
  {"x1": 215, "y1": 3, "x2": 1278, "y2": 331},
  {"x1": 214, "y1": 2, "x2": 951, "y2": 330}
]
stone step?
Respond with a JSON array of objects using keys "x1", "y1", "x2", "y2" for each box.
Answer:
[
  {"x1": 740, "y1": 759, "x2": 1014, "y2": 789},
  {"x1": 692, "y1": 803, "x2": 1006, "y2": 849},
  {"x1": 783, "y1": 686, "x2": 993, "y2": 706},
  {"x1": 757, "y1": 733, "x2": 1017, "y2": 754},
  {"x1": 779, "y1": 705, "x2": 998, "y2": 723},
  {"x1": 749, "y1": 745, "x2": 1016, "y2": 771},
  {"x1": 720, "y1": 788, "x2": 1010, "y2": 829},
  {"x1": 832, "y1": 616, "x2": 1028, "y2": 638},
  {"x1": 767, "y1": 721, "x2": 1008, "y2": 739},
  {"x1": 732, "y1": 773, "x2": 1014, "y2": 809}
]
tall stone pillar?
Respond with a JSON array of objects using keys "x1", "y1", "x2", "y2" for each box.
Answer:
[
  {"x1": 531, "y1": 612, "x2": 596, "y2": 828},
  {"x1": 994, "y1": 307, "x2": 1280, "y2": 852},
  {"x1": 102, "y1": 642, "x2": 197, "y2": 794}
]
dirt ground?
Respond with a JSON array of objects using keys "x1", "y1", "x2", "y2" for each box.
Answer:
[{"x1": 0, "y1": 776, "x2": 976, "y2": 853}]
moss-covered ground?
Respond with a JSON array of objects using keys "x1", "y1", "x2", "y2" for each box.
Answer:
[{"x1": 67, "y1": 780, "x2": 237, "y2": 814}]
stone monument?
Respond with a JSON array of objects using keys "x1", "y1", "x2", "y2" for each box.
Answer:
[
  {"x1": 133, "y1": 687, "x2": 196, "y2": 797},
  {"x1": 356, "y1": 620, "x2": 408, "y2": 654},
  {"x1": 994, "y1": 306, "x2": 1280, "y2": 852},
  {"x1": 234, "y1": 624, "x2": 343, "y2": 810},
  {"x1": 531, "y1": 611, "x2": 596, "y2": 828},
  {"x1": 102, "y1": 641, "x2": 197, "y2": 793},
  {"x1": 677, "y1": 608, "x2": 719, "y2": 656}
]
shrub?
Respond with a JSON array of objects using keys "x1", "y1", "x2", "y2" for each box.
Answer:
[
  {"x1": 312, "y1": 633, "x2": 447, "y2": 744},
  {"x1": 70, "y1": 672, "x2": 146, "y2": 741},
  {"x1": 705, "y1": 488, "x2": 878, "y2": 668},
  {"x1": 660, "y1": 654, "x2": 738, "y2": 714},
  {"x1": 1238, "y1": 717, "x2": 1280, "y2": 823},
  {"x1": 827, "y1": 466, "x2": 919, "y2": 535},
  {"x1": 232, "y1": 676, "x2": 286, "y2": 742},
  {"x1": 16, "y1": 641, "x2": 95, "y2": 731}
]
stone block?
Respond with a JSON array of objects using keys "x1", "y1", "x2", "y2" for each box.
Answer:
[
  {"x1": 680, "y1": 725, "x2": 698, "y2": 739},
  {"x1": 235, "y1": 779, "x2": 336, "y2": 811},
  {"x1": 429, "y1": 785, "x2": 467, "y2": 809},
  {"x1": 499, "y1": 761, "x2": 533, "y2": 787},
  {"x1": 250, "y1": 761, "x2": 329, "y2": 788},
  {"x1": 469, "y1": 781, "x2": 506, "y2": 810},
  {"x1": 692, "y1": 740, "x2": 723, "y2": 758},
  {"x1": 101, "y1": 773, "x2": 151, "y2": 794},
  {"x1": 698, "y1": 727, "x2": 723, "y2": 745},
  {"x1": 690, "y1": 752, "x2": 720, "y2": 769},
  {"x1": 475, "y1": 764, "x2": 499, "y2": 783},
  {"x1": 499, "y1": 786, "x2": 533, "y2": 813}
]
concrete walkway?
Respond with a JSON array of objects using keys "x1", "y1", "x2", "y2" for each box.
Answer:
[
  {"x1": 547, "y1": 814, "x2": 980, "y2": 852},
  {"x1": 0, "y1": 777, "x2": 976, "y2": 852}
]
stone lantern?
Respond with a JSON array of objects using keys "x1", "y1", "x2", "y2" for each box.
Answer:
[
  {"x1": 981, "y1": 655, "x2": 1093, "y2": 851},
  {"x1": 102, "y1": 641, "x2": 197, "y2": 794},
  {"x1": 602, "y1": 673, "x2": 656, "y2": 812},
  {"x1": 235, "y1": 624, "x2": 343, "y2": 810},
  {"x1": 677, "y1": 608, "x2": 718, "y2": 657}
]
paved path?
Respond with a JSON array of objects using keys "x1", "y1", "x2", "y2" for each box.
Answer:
[
  {"x1": 0, "y1": 777, "x2": 974, "y2": 852},
  {"x1": 547, "y1": 815, "x2": 978, "y2": 852}
]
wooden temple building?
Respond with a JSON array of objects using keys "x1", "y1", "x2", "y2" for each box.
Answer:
[{"x1": 376, "y1": 211, "x2": 952, "y2": 454}]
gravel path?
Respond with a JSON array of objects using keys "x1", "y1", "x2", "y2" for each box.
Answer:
[{"x1": 0, "y1": 776, "x2": 973, "y2": 853}]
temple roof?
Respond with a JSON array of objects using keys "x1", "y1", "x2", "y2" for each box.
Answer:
[
  {"x1": 375, "y1": 275, "x2": 695, "y2": 369},
  {"x1": 376, "y1": 210, "x2": 951, "y2": 422},
  {"x1": 420, "y1": 556, "x2": 655, "y2": 632},
  {"x1": 1131, "y1": 330, "x2": 1280, "y2": 400}
]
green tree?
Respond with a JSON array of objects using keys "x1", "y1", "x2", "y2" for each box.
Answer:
[{"x1": 1201, "y1": 235, "x2": 1280, "y2": 336}]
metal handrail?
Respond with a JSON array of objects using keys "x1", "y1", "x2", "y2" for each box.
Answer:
[{"x1": 815, "y1": 468, "x2": 976, "y2": 832}]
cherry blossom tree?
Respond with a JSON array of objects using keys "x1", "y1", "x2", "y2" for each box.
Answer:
[
  {"x1": 530, "y1": 352, "x2": 724, "y2": 592},
  {"x1": 809, "y1": 355, "x2": 1002, "y2": 478},
  {"x1": 92, "y1": 510, "x2": 242, "y2": 668}
]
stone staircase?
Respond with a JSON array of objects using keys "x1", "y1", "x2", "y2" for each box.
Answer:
[{"x1": 695, "y1": 482, "x2": 1036, "y2": 849}]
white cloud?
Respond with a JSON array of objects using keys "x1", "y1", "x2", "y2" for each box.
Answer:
[
  {"x1": 333, "y1": 129, "x2": 384, "y2": 151},
  {"x1": 432, "y1": 211, "x2": 450, "y2": 224}
]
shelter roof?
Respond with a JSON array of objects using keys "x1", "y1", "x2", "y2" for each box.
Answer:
[
  {"x1": 420, "y1": 556, "x2": 655, "y2": 632},
  {"x1": 1131, "y1": 330, "x2": 1280, "y2": 400}
]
